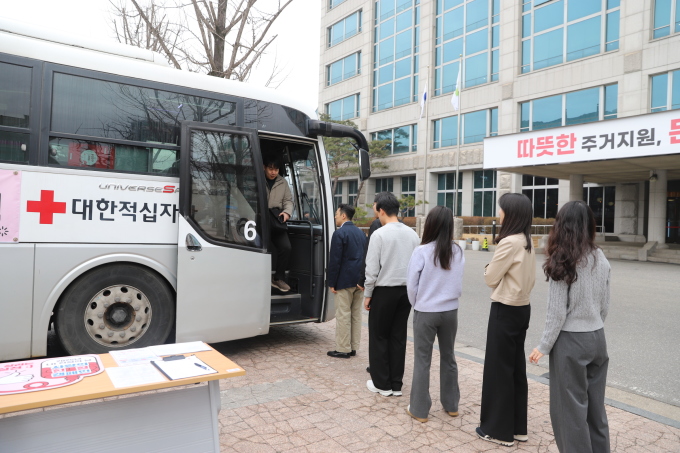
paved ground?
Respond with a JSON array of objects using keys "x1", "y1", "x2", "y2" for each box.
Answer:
[
  {"x1": 212, "y1": 319, "x2": 680, "y2": 452},
  {"x1": 456, "y1": 250, "x2": 680, "y2": 407}
]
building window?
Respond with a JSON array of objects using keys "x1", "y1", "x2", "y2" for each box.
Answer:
[
  {"x1": 521, "y1": 175, "x2": 559, "y2": 219},
  {"x1": 653, "y1": 0, "x2": 679, "y2": 38},
  {"x1": 433, "y1": 108, "x2": 497, "y2": 148},
  {"x1": 437, "y1": 173, "x2": 462, "y2": 216},
  {"x1": 327, "y1": 52, "x2": 361, "y2": 86},
  {"x1": 334, "y1": 181, "x2": 343, "y2": 210},
  {"x1": 375, "y1": 177, "x2": 394, "y2": 193},
  {"x1": 348, "y1": 180, "x2": 358, "y2": 206},
  {"x1": 651, "y1": 70, "x2": 680, "y2": 112},
  {"x1": 326, "y1": 94, "x2": 360, "y2": 121},
  {"x1": 329, "y1": 0, "x2": 347, "y2": 9},
  {"x1": 372, "y1": 0, "x2": 420, "y2": 112},
  {"x1": 371, "y1": 124, "x2": 417, "y2": 154},
  {"x1": 583, "y1": 184, "x2": 615, "y2": 233},
  {"x1": 329, "y1": 11, "x2": 362, "y2": 47},
  {"x1": 521, "y1": 0, "x2": 620, "y2": 74},
  {"x1": 520, "y1": 84, "x2": 617, "y2": 132},
  {"x1": 401, "y1": 175, "x2": 416, "y2": 216},
  {"x1": 434, "y1": 0, "x2": 500, "y2": 95},
  {"x1": 473, "y1": 170, "x2": 496, "y2": 217}
]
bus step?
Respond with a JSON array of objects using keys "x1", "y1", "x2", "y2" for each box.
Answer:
[{"x1": 270, "y1": 293, "x2": 302, "y2": 316}]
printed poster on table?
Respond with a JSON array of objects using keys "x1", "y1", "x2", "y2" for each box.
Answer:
[
  {"x1": 0, "y1": 355, "x2": 104, "y2": 395},
  {"x1": 0, "y1": 169, "x2": 21, "y2": 242}
]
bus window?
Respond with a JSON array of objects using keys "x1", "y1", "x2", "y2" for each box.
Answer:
[
  {"x1": 0, "y1": 62, "x2": 32, "y2": 163},
  {"x1": 292, "y1": 147, "x2": 323, "y2": 225},
  {"x1": 48, "y1": 138, "x2": 178, "y2": 175},
  {"x1": 189, "y1": 130, "x2": 261, "y2": 247},
  {"x1": 50, "y1": 73, "x2": 237, "y2": 146}
]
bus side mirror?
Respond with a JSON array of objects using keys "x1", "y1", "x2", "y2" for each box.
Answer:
[{"x1": 359, "y1": 148, "x2": 371, "y2": 181}]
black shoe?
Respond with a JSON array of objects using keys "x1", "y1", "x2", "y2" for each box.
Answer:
[
  {"x1": 327, "y1": 350, "x2": 351, "y2": 359},
  {"x1": 350, "y1": 350, "x2": 356, "y2": 356},
  {"x1": 366, "y1": 366, "x2": 370, "y2": 373}
]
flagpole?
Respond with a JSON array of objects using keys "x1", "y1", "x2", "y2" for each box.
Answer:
[
  {"x1": 423, "y1": 65, "x2": 430, "y2": 217},
  {"x1": 453, "y1": 55, "x2": 463, "y2": 217}
]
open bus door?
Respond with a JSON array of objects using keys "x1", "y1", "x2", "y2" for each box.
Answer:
[{"x1": 176, "y1": 122, "x2": 271, "y2": 343}]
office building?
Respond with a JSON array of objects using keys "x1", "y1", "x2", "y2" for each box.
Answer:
[{"x1": 319, "y1": 0, "x2": 680, "y2": 247}]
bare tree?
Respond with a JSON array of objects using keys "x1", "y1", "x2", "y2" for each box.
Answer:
[{"x1": 109, "y1": 0, "x2": 293, "y2": 84}]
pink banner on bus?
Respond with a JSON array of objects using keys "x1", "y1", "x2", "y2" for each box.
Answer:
[{"x1": 0, "y1": 169, "x2": 21, "y2": 242}]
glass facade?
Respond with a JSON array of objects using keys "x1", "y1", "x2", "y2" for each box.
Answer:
[
  {"x1": 327, "y1": 52, "x2": 361, "y2": 86},
  {"x1": 401, "y1": 175, "x2": 416, "y2": 216},
  {"x1": 653, "y1": 0, "x2": 680, "y2": 39},
  {"x1": 329, "y1": 11, "x2": 362, "y2": 47},
  {"x1": 434, "y1": 0, "x2": 500, "y2": 95},
  {"x1": 433, "y1": 108, "x2": 497, "y2": 148},
  {"x1": 334, "y1": 181, "x2": 343, "y2": 210},
  {"x1": 473, "y1": 170, "x2": 496, "y2": 216},
  {"x1": 520, "y1": 84, "x2": 617, "y2": 131},
  {"x1": 329, "y1": 0, "x2": 347, "y2": 9},
  {"x1": 522, "y1": 175, "x2": 559, "y2": 219},
  {"x1": 371, "y1": 124, "x2": 417, "y2": 153},
  {"x1": 437, "y1": 173, "x2": 462, "y2": 216},
  {"x1": 651, "y1": 70, "x2": 680, "y2": 112},
  {"x1": 521, "y1": 0, "x2": 620, "y2": 73},
  {"x1": 375, "y1": 177, "x2": 394, "y2": 193},
  {"x1": 348, "y1": 180, "x2": 359, "y2": 206},
  {"x1": 326, "y1": 94, "x2": 360, "y2": 120},
  {"x1": 372, "y1": 0, "x2": 420, "y2": 112}
]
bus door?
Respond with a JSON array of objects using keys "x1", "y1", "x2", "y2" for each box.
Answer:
[{"x1": 176, "y1": 122, "x2": 271, "y2": 343}]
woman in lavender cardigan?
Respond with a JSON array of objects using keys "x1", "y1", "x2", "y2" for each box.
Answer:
[{"x1": 405, "y1": 206, "x2": 465, "y2": 423}]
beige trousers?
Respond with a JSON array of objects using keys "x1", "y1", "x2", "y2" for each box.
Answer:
[{"x1": 334, "y1": 287, "x2": 363, "y2": 353}]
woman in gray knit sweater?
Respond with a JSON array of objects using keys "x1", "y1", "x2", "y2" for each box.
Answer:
[{"x1": 529, "y1": 200, "x2": 611, "y2": 453}]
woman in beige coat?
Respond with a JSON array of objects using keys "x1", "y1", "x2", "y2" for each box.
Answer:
[{"x1": 476, "y1": 193, "x2": 535, "y2": 447}]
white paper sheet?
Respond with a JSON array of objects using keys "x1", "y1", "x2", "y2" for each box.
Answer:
[
  {"x1": 149, "y1": 341, "x2": 212, "y2": 356},
  {"x1": 106, "y1": 364, "x2": 167, "y2": 388},
  {"x1": 150, "y1": 356, "x2": 216, "y2": 380},
  {"x1": 109, "y1": 348, "x2": 160, "y2": 367}
]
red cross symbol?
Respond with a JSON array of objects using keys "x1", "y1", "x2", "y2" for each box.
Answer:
[{"x1": 27, "y1": 190, "x2": 67, "y2": 224}]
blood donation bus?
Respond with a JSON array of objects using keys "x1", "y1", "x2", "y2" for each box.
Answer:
[{"x1": 0, "y1": 18, "x2": 371, "y2": 360}]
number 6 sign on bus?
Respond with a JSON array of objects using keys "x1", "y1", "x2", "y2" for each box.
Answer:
[{"x1": 0, "y1": 169, "x2": 21, "y2": 243}]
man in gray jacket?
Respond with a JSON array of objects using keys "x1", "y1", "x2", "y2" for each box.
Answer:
[
  {"x1": 264, "y1": 155, "x2": 294, "y2": 292},
  {"x1": 364, "y1": 192, "x2": 420, "y2": 397}
]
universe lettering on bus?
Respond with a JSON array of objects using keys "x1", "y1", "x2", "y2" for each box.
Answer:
[
  {"x1": 99, "y1": 184, "x2": 179, "y2": 193},
  {"x1": 517, "y1": 118, "x2": 680, "y2": 160}
]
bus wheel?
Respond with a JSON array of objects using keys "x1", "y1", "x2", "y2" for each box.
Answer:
[{"x1": 55, "y1": 264, "x2": 175, "y2": 355}]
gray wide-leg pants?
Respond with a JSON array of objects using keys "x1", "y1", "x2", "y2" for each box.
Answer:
[
  {"x1": 409, "y1": 309, "x2": 459, "y2": 419},
  {"x1": 549, "y1": 329, "x2": 610, "y2": 453}
]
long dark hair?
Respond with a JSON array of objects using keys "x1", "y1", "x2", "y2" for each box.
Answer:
[
  {"x1": 543, "y1": 200, "x2": 598, "y2": 284},
  {"x1": 496, "y1": 193, "x2": 533, "y2": 252},
  {"x1": 421, "y1": 206, "x2": 459, "y2": 270}
]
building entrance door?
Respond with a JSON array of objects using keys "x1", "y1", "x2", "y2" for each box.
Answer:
[{"x1": 667, "y1": 180, "x2": 680, "y2": 244}]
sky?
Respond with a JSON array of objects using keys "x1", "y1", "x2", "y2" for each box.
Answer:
[{"x1": 0, "y1": 0, "x2": 321, "y2": 109}]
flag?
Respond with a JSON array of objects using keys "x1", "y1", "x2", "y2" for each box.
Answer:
[
  {"x1": 451, "y1": 64, "x2": 461, "y2": 111},
  {"x1": 420, "y1": 82, "x2": 428, "y2": 119}
]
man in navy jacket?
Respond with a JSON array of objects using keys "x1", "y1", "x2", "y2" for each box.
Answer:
[{"x1": 327, "y1": 204, "x2": 366, "y2": 359}]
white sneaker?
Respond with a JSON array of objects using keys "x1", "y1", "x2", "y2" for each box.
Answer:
[
  {"x1": 366, "y1": 380, "x2": 392, "y2": 396},
  {"x1": 514, "y1": 434, "x2": 528, "y2": 442},
  {"x1": 392, "y1": 390, "x2": 402, "y2": 397}
]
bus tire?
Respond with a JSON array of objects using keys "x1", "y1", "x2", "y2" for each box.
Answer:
[{"x1": 55, "y1": 264, "x2": 175, "y2": 355}]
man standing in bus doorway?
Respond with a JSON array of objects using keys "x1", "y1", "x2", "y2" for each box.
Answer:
[
  {"x1": 264, "y1": 155, "x2": 294, "y2": 292},
  {"x1": 364, "y1": 192, "x2": 420, "y2": 397},
  {"x1": 327, "y1": 204, "x2": 366, "y2": 359}
]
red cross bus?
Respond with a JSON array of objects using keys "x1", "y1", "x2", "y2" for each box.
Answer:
[{"x1": 0, "y1": 18, "x2": 370, "y2": 360}]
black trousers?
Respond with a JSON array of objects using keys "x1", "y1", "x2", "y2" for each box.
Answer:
[
  {"x1": 269, "y1": 230, "x2": 291, "y2": 280},
  {"x1": 480, "y1": 302, "x2": 531, "y2": 442},
  {"x1": 368, "y1": 286, "x2": 412, "y2": 391}
]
